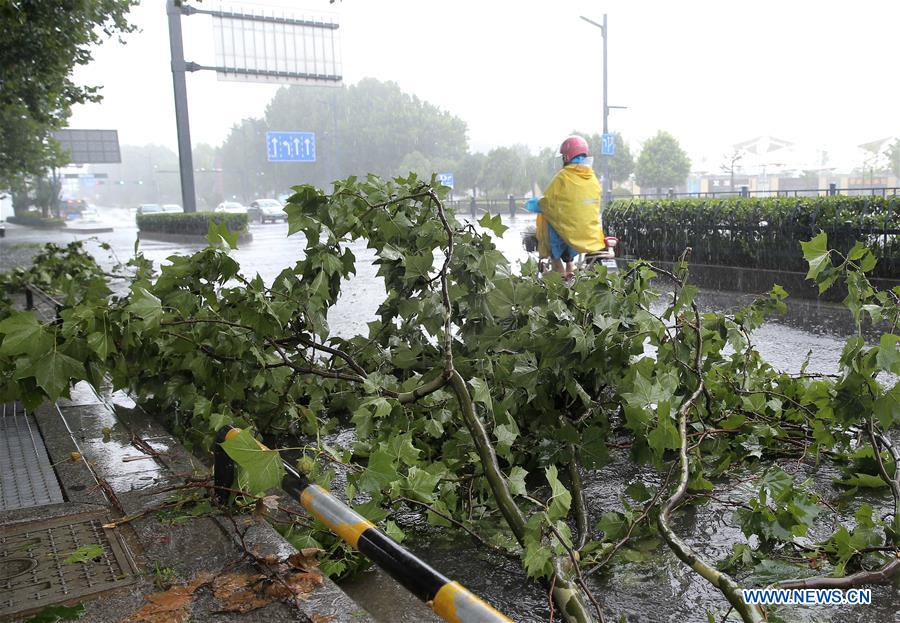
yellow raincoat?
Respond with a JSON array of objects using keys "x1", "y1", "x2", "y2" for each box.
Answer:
[{"x1": 535, "y1": 164, "x2": 606, "y2": 258}]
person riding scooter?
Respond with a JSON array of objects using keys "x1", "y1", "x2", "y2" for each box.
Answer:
[{"x1": 525, "y1": 135, "x2": 607, "y2": 279}]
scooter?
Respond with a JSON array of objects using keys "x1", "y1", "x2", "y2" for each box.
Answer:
[{"x1": 521, "y1": 229, "x2": 620, "y2": 276}]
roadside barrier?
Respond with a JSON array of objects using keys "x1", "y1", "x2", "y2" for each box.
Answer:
[
  {"x1": 213, "y1": 426, "x2": 512, "y2": 623},
  {"x1": 25, "y1": 283, "x2": 64, "y2": 321}
]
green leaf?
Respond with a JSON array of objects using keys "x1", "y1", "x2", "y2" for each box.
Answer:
[
  {"x1": 468, "y1": 377, "x2": 493, "y2": 411},
  {"x1": 522, "y1": 540, "x2": 552, "y2": 578},
  {"x1": 403, "y1": 252, "x2": 434, "y2": 278},
  {"x1": 0, "y1": 312, "x2": 49, "y2": 356},
  {"x1": 647, "y1": 401, "x2": 680, "y2": 455},
  {"x1": 508, "y1": 466, "x2": 528, "y2": 496},
  {"x1": 494, "y1": 423, "x2": 518, "y2": 449},
  {"x1": 478, "y1": 212, "x2": 509, "y2": 237},
  {"x1": 876, "y1": 334, "x2": 900, "y2": 374},
  {"x1": 749, "y1": 559, "x2": 811, "y2": 584},
  {"x1": 221, "y1": 429, "x2": 285, "y2": 495},
  {"x1": 545, "y1": 465, "x2": 571, "y2": 521},
  {"x1": 24, "y1": 604, "x2": 85, "y2": 623},
  {"x1": 873, "y1": 382, "x2": 900, "y2": 429},
  {"x1": 127, "y1": 287, "x2": 162, "y2": 328},
  {"x1": 847, "y1": 241, "x2": 868, "y2": 261},
  {"x1": 424, "y1": 418, "x2": 444, "y2": 438},
  {"x1": 835, "y1": 472, "x2": 889, "y2": 489},
  {"x1": 357, "y1": 448, "x2": 398, "y2": 494},
  {"x1": 403, "y1": 466, "x2": 440, "y2": 502},
  {"x1": 32, "y1": 350, "x2": 84, "y2": 399},
  {"x1": 597, "y1": 511, "x2": 627, "y2": 541},
  {"x1": 384, "y1": 520, "x2": 405, "y2": 544},
  {"x1": 622, "y1": 371, "x2": 672, "y2": 408},
  {"x1": 625, "y1": 481, "x2": 652, "y2": 502},
  {"x1": 64, "y1": 544, "x2": 103, "y2": 564},
  {"x1": 86, "y1": 330, "x2": 115, "y2": 359},
  {"x1": 800, "y1": 232, "x2": 830, "y2": 281},
  {"x1": 206, "y1": 219, "x2": 238, "y2": 249}
]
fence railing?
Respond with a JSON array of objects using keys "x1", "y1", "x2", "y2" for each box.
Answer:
[
  {"x1": 447, "y1": 187, "x2": 900, "y2": 213},
  {"x1": 631, "y1": 186, "x2": 900, "y2": 200},
  {"x1": 446, "y1": 197, "x2": 520, "y2": 217}
]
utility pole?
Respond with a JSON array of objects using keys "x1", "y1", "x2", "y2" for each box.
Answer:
[{"x1": 166, "y1": 0, "x2": 197, "y2": 212}]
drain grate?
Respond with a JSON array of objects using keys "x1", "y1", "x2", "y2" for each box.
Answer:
[
  {"x1": 0, "y1": 402, "x2": 65, "y2": 512},
  {"x1": 0, "y1": 513, "x2": 136, "y2": 619}
]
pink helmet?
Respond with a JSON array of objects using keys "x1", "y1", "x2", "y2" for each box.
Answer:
[{"x1": 560, "y1": 135, "x2": 590, "y2": 163}]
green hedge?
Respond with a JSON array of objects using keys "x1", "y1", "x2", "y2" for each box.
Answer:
[
  {"x1": 604, "y1": 196, "x2": 899, "y2": 280},
  {"x1": 136, "y1": 212, "x2": 248, "y2": 235},
  {"x1": 7, "y1": 214, "x2": 66, "y2": 228}
]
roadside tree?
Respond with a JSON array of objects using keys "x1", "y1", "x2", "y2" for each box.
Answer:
[
  {"x1": 0, "y1": 1, "x2": 138, "y2": 187},
  {"x1": 635, "y1": 131, "x2": 691, "y2": 194}
]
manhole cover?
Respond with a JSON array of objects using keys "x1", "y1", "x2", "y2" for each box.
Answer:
[{"x1": 0, "y1": 513, "x2": 136, "y2": 619}]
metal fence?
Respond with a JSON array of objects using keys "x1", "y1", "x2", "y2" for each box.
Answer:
[
  {"x1": 446, "y1": 197, "x2": 520, "y2": 217},
  {"x1": 631, "y1": 185, "x2": 900, "y2": 200}
]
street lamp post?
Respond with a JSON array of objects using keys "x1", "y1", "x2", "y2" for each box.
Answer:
[{"x1": 580, "y1": 14, "x2": 612, "y2": 208}]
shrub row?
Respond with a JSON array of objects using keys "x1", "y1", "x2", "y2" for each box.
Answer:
[
  {"x1": 6, "y1": 214, "x2": 66, "y2": 228},
  {"x1": 136, "y1": 212, "x2": 248, "y2": 235},
  {"x1": 604, "y1": 196, "x2": 899, "y2": 279}
]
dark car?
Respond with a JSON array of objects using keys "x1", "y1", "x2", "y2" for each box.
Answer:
[
  {"x1": 247, "y1": 199, "x2": 286, "y2": 224},
  {"x1": 59, "y1": 198, "x2": 88, "y2": 219}
]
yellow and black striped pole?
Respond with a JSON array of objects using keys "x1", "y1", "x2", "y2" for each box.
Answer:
[{"x1": 214, "y1": 426, "x2": 512, "y2": 623}]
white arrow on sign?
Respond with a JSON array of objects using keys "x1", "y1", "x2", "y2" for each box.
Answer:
[
  {"x1": 304, "y1": 138, "x2": 311, "y2": 156},
  {"x1": 282, "y1": 140, "x2": 291, "y2": 156},
  {"x1": 269, "y1": 137, "x2": 278, "y2": 156},
  {"x1": 293, "y1": 138, "x2": 301, "y2": 154}
]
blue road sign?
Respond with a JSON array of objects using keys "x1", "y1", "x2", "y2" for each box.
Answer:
[
  {"x1": 600, "y1": 133, "x2": 615, "y2": 157},
  {"x1": 436, "y1": 173, "x2": 454, "y2": 188},
  {"x1": 267, "y1": 131, "x2": 316, "y2": 162}
]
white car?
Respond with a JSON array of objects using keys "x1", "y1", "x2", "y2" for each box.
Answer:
[
  {"x1": 137, "y1": 203, "x2": 163, "y2": 215},
  {"x1": 215, "y1": 201, "x2": 247, "y2": 214},
  {"x1": 79, "y1": 207, "x2": 101, "y2": 222},
  {"x1": 163, "y1": 204, "x2": 183, "y2": 213},
  {"x1": 247, "y1": 199, "x2": 286, "y2": 224}
]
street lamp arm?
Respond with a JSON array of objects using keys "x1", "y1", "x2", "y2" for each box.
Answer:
[{"x1": 579, "y1": 15, "x2": 604, "y2": 31}]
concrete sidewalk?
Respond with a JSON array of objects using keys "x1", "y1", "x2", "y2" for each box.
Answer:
[{"x1": 0, "y1": 383, "x2": 373, "y2": 623}]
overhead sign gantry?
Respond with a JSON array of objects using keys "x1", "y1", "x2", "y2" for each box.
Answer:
[{"x1": 165, "y1": 1, "x2": 342, "y2": 212}]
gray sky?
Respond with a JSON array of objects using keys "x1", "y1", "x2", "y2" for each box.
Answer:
[{"x1": 70, "y1": 0, "x2": 900, "y2": 172}]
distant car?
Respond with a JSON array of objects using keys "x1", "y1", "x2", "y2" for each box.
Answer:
[
  {"x1": 79, "y1": 206, "x2": 101, "y2": 222},
  {"x1": 215, "y1": 201, "x2": 247, "y2": 214},
  {"x1": 59, "y1": 198, "x2": 87, "y2": 219},
  {"x1": 137, "y1": 203, "x2": 163, "y2": 215},
  {"x1": 247, "y1": 199, "x2": 286, "y2": 224},
  {"x1": 162, "y1": 204, "x2": 183, "y2": 213}
]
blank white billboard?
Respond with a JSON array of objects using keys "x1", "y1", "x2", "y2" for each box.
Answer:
[{"x1": 212, "y1": 5, "x2": 342, "y2": 85}]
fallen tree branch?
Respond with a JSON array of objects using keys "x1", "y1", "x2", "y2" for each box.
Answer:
[
  {"x1": 568, "y1": 454, "x2": 588, "y2": 552},
  {"x1": 777, "y1": 558, "x2": 900, "y2": 590},
  {"x1": 652, "y1": 269, "x2": 765, "y2": 623},
  {"x1": 871, "y1": 426, "x2": 900, "y2": 538}
]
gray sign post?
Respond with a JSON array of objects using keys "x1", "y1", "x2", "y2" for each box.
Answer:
[{"x1": 166, "y1": 0, "x2": 197, "y2": 213}]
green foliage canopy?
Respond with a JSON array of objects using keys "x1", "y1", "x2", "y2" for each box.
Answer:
[{"x1": 0, "y1": 0, "x2": 138, "y2": 186}]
